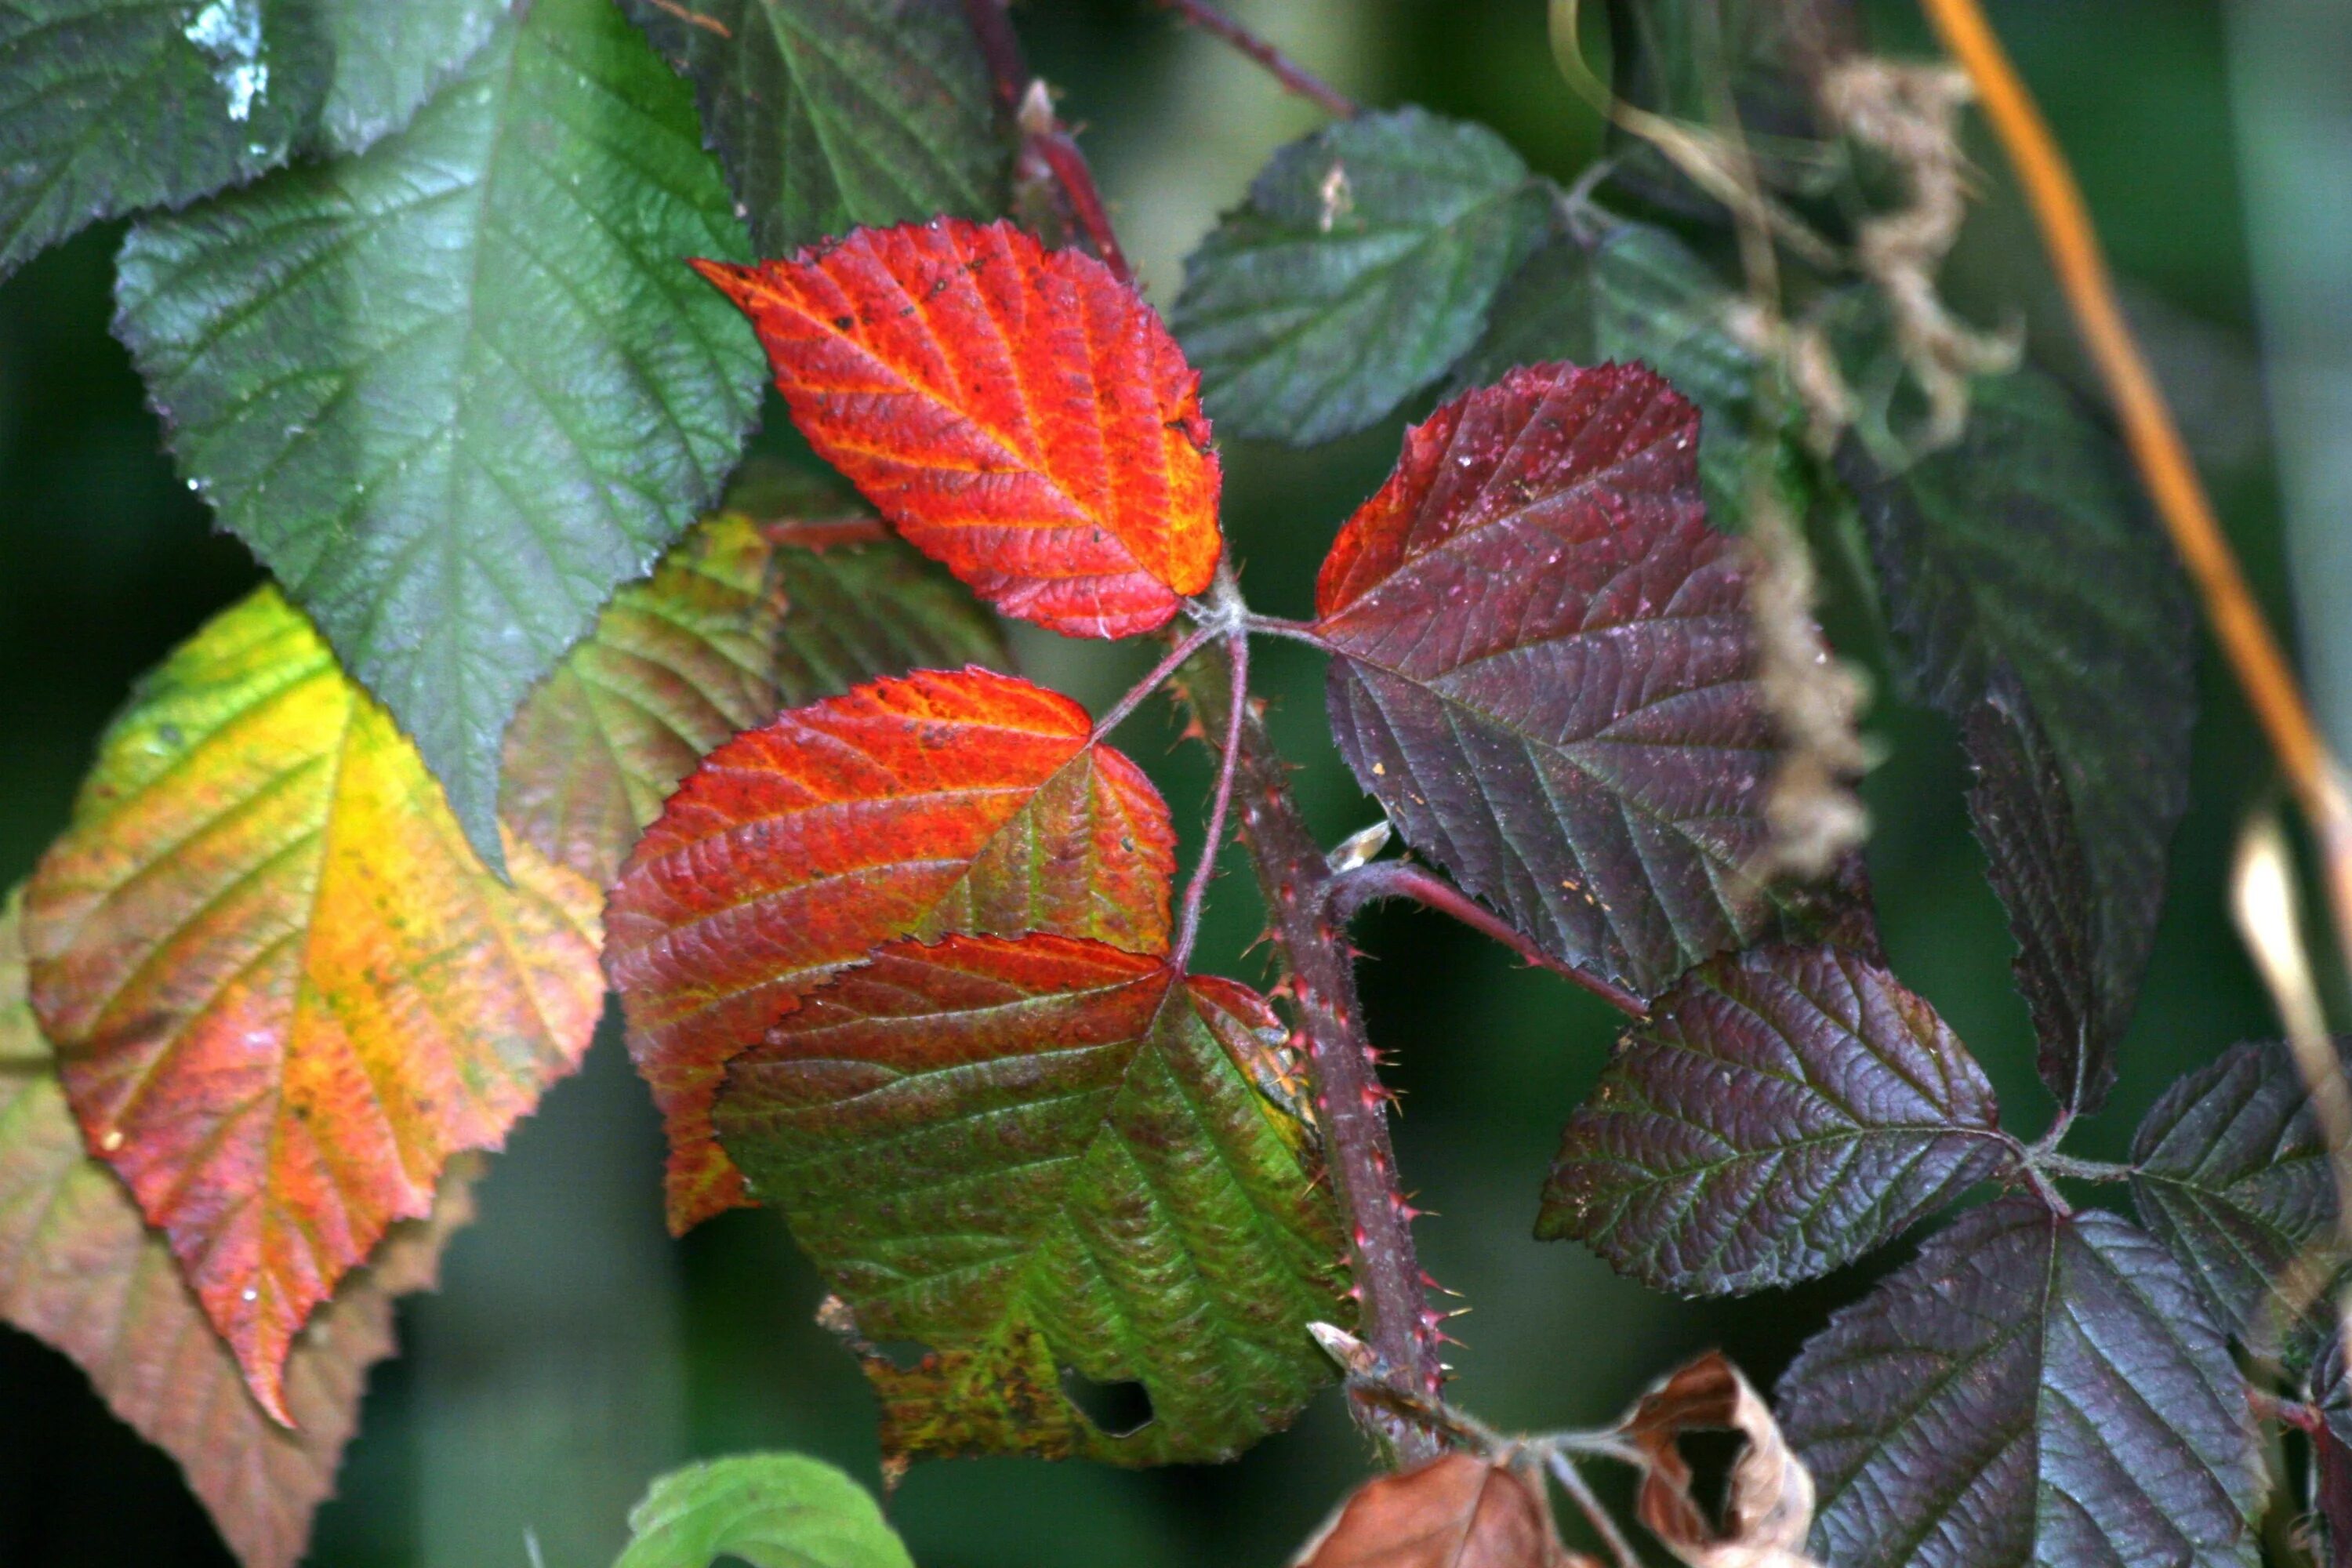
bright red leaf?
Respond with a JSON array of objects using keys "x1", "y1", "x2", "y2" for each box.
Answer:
[
  {"x1": 692, "y1": 219, "x2": 1224, "y2": 637},
  {"x1": 604, "y1": 666, "x2": 1177, "y2": 1232}
]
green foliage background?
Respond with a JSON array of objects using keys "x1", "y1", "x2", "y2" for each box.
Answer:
[{"x1": 0, "y1": 0, "x2": 2291, "y2": 1563}]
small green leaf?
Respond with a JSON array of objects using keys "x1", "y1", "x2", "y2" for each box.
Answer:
[
  {"x1": 1171, "y1": 107, "x2": 1550, "y2": 445},
  {"x1": 0, "y1": 0, "x2": 330, "y2": 278},
  {"x1": 1843, "y1": 369, "x2": 2196, "y2": 1113},
  {"x1": 115, "y1": 0, "x2": 766, "y2": 869},
  {"x1": 615, "y1": 1454, "x2": 914, "y2": 1568},
  {"x1": 313, "y1": 0, "x2": 512, "y2": 154},
  {"x1": 621, "y1": 0, "x2": 1007, "y2": 256}
]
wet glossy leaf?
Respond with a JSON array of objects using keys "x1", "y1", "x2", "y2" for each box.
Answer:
[
  {"x1": 1844, "y1": 369, "x2": 2195, "y2": 1112},
  {"x1": 1455, "y1": 223, "x2": 1802, "y2": 523},
  {"x1": 1779, "y1": 1197, "x2": 2263, "y2": 1568},
  {"x1": 1617, "y1": 1352, "x2": 1819, "y2": 1568},
  {"x1": 715, "y1": 932, "x2": 1345, "y2": 1465},
  {"x1": 1540, "y1": 944, "x2": 2007, "y2": 1294},
  {"x1": 605, "y1": 666, "x2": 1175, "y2": 1232},
  {"x1": 697, "y1": 218, "x2": 1222, "y2": 637},
  {"x1": 2131, "y1": 1040, "x2": 2339, "y2": 1351},
  {"x1": 615, "y1": 1452, "x2": 913, "y2": 1568},
  {"x1": 3, "y1": 888, "x2": 475, "y2": 1568},
  {"x1": 500, "y1": 493, "x2": 1007, "y2": 890},
  {"x1": 0, "y1": 0, "x2": 329, "y2": 278},
  {"x1": 114, "y1": 0, "x2": 764, "y2": 869},
  {"x1": 1316, "y1": 361, "x2": 1780, "y2": 996},
  {"x1": 621, "y1": 0, "x2": 1004, "y2": 256},
  {"x1": 1291, "y1": 1453, "x2": 1582, "y2": 1568},
  {"x1": 20, "y1": 588, "x2": 605, "y2": 1420},
  {"x1": 1169, "y1": 107, "x2": 1550, "y2": 445}
]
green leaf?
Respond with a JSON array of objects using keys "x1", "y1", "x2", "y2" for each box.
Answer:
[
  {"x1": 620, "y1": 0, "x2": 1006, "y2": 256},
  {"x1": 1169, "y1": 107, "x2": 1551, "y2": 445},
  {"x1": 1842, "y1": 370, "x2": 2196, "y2": 1113},
  {"x1": 114, "y1": 0, "x2": 766, "y2": 871},
  {"x1": 0, "y1": 0, "x2": 330, "y2": 278},
  {"x1": 500, "y1": 481, "x2": 1009, "y2": 890},
  {"x1": 313, "y1": 0, "x2": 512, "y2": 154},
  {"x1": 1456, "y1": 221, "x2": 1803, "y2": 524},
  {"x1": 714, "y1": 934, "x2": 1345, "y2": 1466},
  {"x1": 615, "y1": 1454, "x2": 914, "y2": 1568}
]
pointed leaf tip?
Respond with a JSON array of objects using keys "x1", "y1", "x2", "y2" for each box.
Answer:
[{"x1": 699, "y1": 218, "x2": 1225, "y2": 638}]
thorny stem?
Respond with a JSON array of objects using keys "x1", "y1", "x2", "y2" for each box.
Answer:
[
  {"x1": 962, "y1": 0, "x2": 1131, "y2": 277},
  {"x1": 966, "y1": 0, "x2": 1446, "y2": 1463},
  {"x1": 1329, "y1": 860, "x2": 1650, "y2": 1020},
  {"x1": 1173, "y1": 623, "x2": 1248, "y2": 972},
  {"x1": 1918, "y1": 0, "x2": 2352, "y2": 1006},
  {"x1": 1147, "y1": 0, "x2": 1360, "y2": 119}
]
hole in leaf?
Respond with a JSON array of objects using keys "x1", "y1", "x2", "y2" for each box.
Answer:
[
  {"x1": 869, "y1": 1339, "x2": 933, "y2": 1371},
  {"x1": 1059, "y1": 1368, "x2": 1154, "y2": 1436},
  {"x1": 1676, "y1": 1428, "x2": 1742, "y2": 1530}
]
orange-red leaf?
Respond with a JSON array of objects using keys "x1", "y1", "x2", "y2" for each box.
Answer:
[
  {"x1": 21, "y1": 589, "x2": 605, "y2": 1421},
  {"x1": 2, "y1": 889, "x2": 477, "y2": 1568},
  {"x1": 693, "y1": 219, "x2": 1224, "y2": 637},
  {"x1": 605, "y1": 666, "x2": 1176, "y2": 1232}
]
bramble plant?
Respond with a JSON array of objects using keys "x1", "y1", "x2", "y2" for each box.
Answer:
[{"x1": 2, "y1": 1, "x2": 2349, "y2": 1566}]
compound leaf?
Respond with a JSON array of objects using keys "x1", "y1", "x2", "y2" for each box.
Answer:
[
  {"x1": 1316, "y1": 361, "x2": 1780, "y2": 996},
  {"x1": 698, "y1": 219, "x2": 1223, "y2": 638},
  {"x1": 2131, "y1": 1040, "x2": 2339, "y2": 1352},
  {"x1": 20, "y1": 588, "x2": 605, "y2": 1420},
  {"x1": 0, "y1": 0, "x2": 330, "y2": 279},
  {"x1": 604, "y1": 666, "x2": 1175, "y2": 1232},
  {"x1": 2, "y1": 888, "x2": 477, "y2": 1568},
  {"x1": 615, "y1": 1452, "x2": 913, "y2": 1568},
  {"x1": 1779, "y1": 1197, "x2": 2263, "y2": 1568},
  {"x1": 500, "y1": 492, "x2": 1007, "y2": 891},
  {"x1": 114, "y1": 0, "x2": 765, "y2": 869},
  {"x1": 621, "y1": 0, "x2": 1005, "y2": 256},
  {"x1": 1169, "y1": 107, "x2": 1551, "y2": 445},
  {"x1": 1540, "y1": 943, "x2": 2008, "y2": 1295},
  {"x1": 715, "y1": 932, "x2": 1345, "y2": 1465},
  {"x1": 1844, "y1": 369, "x2": 2195, "y2": 1112}
]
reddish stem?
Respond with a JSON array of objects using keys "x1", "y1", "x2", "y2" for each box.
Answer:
[
  {"x1": 963, "y1": 0, "x2": 1134, "y2": 279},
  {"x1": 1329, "y1": 861, "x2": 1650, "y2": 1020},
  {"x1": 1172, "y1": 626, "x2": 1248, "y2": 972},
  {"x1": 1148, "y1": 0, "x2": 1359, "y2": 118},
  {"x1": 1089, "y1": 619, "x2": 1218, "y2": 744}
]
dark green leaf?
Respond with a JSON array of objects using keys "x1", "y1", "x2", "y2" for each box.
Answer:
[
  {"x1": 615, "y1": 1454, "x2": 914, "y2": 1568},
  {"x1": 313, "y1": 0, "x2": 511, "y2": 154},
  {"x1": 715, "y1": 934, "x2": 1344, "y2": 1466},
  {"x1": 620, "y1": 0, "x2": 1006, "y2": 256},
  {"x1": 1455, "y1": 222, "x2": 1805, "y2": 524},
  {"x1": 0, "y1": 0, "x2": 328, "y2": 278},
  {"x1": 2131, "y1": 1040, "x2": 2340, "y2": 1353},
  {"x1": 1780, "y1": 1197, "x2": 2263, "y2": 1568},
  {"x1": 1170, "y1": 107, "x2": 1550, "y2": 445},
  {"x1": 114, "y1": 0, "x2": 765, "y2": 869},
  {"x1": 1842, "y1": 369, "x2": 2195, "y2": 1112},
  {"x1": 1540, "y1": 942, "x2": 2007, "y2": 1294}
]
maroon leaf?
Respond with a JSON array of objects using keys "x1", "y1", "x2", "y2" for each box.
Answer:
[
  {"x1": 1778, "y1": 1197, "x2": 2264, "y2": 1567},
  {"x1": 1313, "y1": 361, "x2": 1782, "y2": 996},
  {"x1": 1539, "y1": 943, "x2": 2008, "y2": 1295}
]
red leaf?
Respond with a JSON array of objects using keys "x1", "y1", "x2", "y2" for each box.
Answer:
[
  {"x1": 1291, "y1": 1454, "x2": 1587, "y2": 1567},
  {"x1": 605, "y1": 666, "x2": 1177, "y2": 1231},
  {"x1": 1314, "y1": 361, "x2": 1780, "y2": 996},
  {"x1": 693, "y1": 219, "x2": 1224, "y2": 637}
]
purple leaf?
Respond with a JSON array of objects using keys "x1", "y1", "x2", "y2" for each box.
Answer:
[
  {"x1": 1539, "y1": 942, "x2": 2008, "y2": 1294},
  {"x1": 1779, "y1": 1197, "x2": 2263, "y2": 1568}
]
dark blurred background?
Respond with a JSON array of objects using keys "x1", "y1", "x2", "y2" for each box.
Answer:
[{"x1": 0, "y1": 0, "x2": 2328, "y2": 1563}]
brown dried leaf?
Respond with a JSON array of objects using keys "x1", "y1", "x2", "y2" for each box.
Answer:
[
  {"x1": 1292, "y1": 1454, "x2": 1588, "y2": 1568},
  {"x1": 1619, "y1": 1352, "x2": 1819, "y2": 1568}
]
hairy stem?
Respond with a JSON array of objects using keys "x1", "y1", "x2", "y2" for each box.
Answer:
[
  {"x1": 1172, "y1": 627, "x2": 1248, "y2": 972},
  {"x1": 1088, "y1": 620, "x2": 1219, "y2": 744},
  {"x1": 1176, "y1": 632, "x2": 1446, "y2": 1464},
  {"x1": 1330, "y1": 860, "x2": 1650, "y2": 1020},
  {"x1": 1148, "y1": 0, "x2": 1359, "y2": 118}
]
